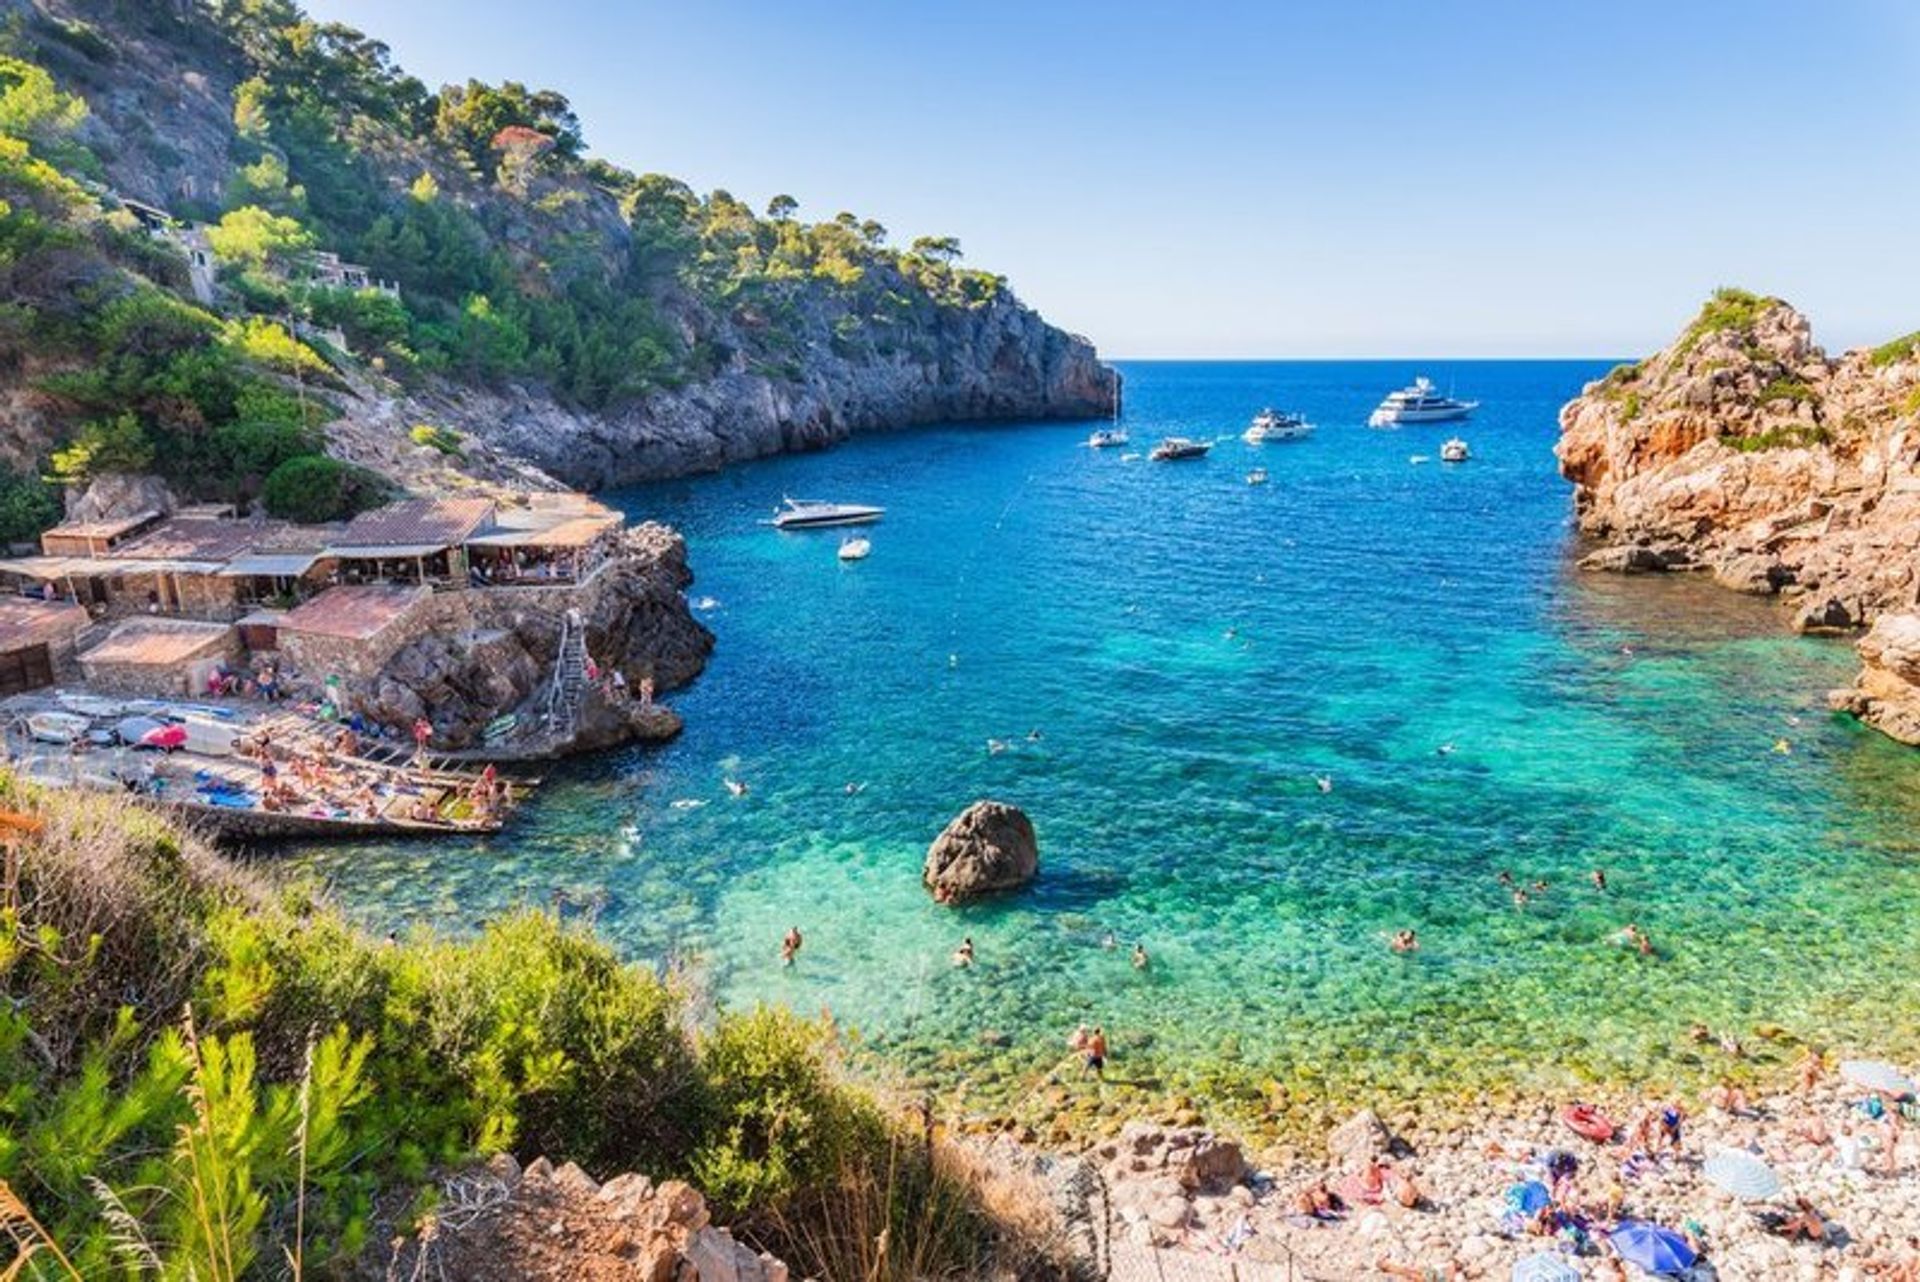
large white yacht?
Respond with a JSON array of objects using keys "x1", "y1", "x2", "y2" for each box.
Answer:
[
  {"x1": 1243, "y1": 408, "x2": 1313, "y2": 443},
  {"x1": 769, "y1": 498, "x2": 885, "y2": 529},
  {"x1": 1367, "y1": 376, "x2": 1478, "y2": 428}
]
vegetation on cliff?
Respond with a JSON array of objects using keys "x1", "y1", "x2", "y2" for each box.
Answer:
[
  {"x1": 0, "y1": 774, "x2": 1049, "y2": 1278},
  {"x1": 0, "y1": 0, "x2": 1100, "y2": 511}
]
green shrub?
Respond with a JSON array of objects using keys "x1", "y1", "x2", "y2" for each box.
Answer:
[
  {"x1": 1726, "y1": 423, "x2": 1831, "y2": 452},
  {"x1": 260, "y1": 454, "x2": 386, "y2": 522},
  {"x1": 1677, "y1": 286, "x2": 1778, "y2": 356},
  {"x1": 408, "y1": 423, "x2": 463, "y2": 456},
  {"x1": 47, "y1": 411, "x2": 153, "y2": 482},
  {"x1": 0, "y1": 464, "x2": 58, "y2": 544},
  {"x1": 225, "y1": 316, "x2": 327, "y2": 378},
  {"x1": 1869, "y1": 330, "x2": 1920, "y2": 368}
]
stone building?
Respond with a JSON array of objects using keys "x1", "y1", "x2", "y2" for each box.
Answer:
[
  {"x1": 76, "y1": 618, "x2": 239, "y2": 697},
  {"x1": 0, "y1": 597, "x2": 91, "y2": 695}
]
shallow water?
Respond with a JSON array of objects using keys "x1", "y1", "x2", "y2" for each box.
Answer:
[{"x1": 280, "y1": 360, "x2": 1920, "y2": 1109}]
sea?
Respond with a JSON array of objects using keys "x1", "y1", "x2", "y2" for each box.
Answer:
[{"x1": 281, "y1": 360, "x2": 1920, "y2": 1114}]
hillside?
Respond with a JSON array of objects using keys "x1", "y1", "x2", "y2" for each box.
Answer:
[
  {"x1": 0, "y1": 0, "x2": 1115, "y2": 523},
  {"x1": 1556, "y1": 289, "x2": 1920, "y2": 743}
]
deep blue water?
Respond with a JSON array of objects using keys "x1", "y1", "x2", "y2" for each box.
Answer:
[{"x1": 284, "y1": 361, "x2": 1920, "y2": 1106}]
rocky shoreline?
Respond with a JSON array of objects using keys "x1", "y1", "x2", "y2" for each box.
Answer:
[{"x1": 1556, "y1": 292, "x2": 1920, "y2": 748}]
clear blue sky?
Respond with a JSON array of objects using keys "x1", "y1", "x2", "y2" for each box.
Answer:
[{"x1": 306, "y1": 0, "x2": 1919, "y2": 358}]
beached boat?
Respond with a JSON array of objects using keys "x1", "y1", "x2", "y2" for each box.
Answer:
[
  {"x1": 1243, "y1": 409, "x2": 1313, "y2": 443},
  {"x1": 1440, "y1": 438, "x2": 1470, "y2": 463},
  {"x1": 1087, "y1": 428, "x2": 1129, "y2": 448},
  {"x1": 770, "y1": 498, "x2": 885, "y2": 529},
  {"x1": 26, "y1": 711, "x2": 89, "y2": 743},
  {"x1": 837, "y1": 537, "x2": 871, "y2": 561},
  {"x1": 1368, "y1": 376, "x2": 1478, "y2": 427},
  {"x1": 1150, "y1": 437, "x2": 1211, "y2": 461}
]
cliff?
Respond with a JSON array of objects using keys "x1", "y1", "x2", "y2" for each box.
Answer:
[
  {"x1": 0, "y1": 0, "x2": 1118, "y2": 498},
  {"x1": 1557, "y1": 290, "x2": 1920, "y2": 742}
]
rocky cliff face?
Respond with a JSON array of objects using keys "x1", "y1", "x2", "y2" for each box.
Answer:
[
  {"x1": 397, "y1": 300, "x2": 1115, "y2": 490},
  {"x1": 1557, "y1": 292, "x2": 1920, "y2": 742}
]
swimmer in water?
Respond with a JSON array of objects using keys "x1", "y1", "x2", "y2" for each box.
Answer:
[
  {"x1": 1315, "y1": 775, "x2": 1333, "y2": 793},
  {"x1": 987, "y1": 738, "x2": 1009, "y2": 755},
  {"x1": 953, "y1": 936, "x2": 975, "y2": 967},
  {"x1": 1513, "y1": 889, "x2": 1530, "y2": 910},
  {"x1": 1436, "y1": 742, "x2": 1456, "y2": 756},
  {"x1": 1389, "y1": 929, "x2": 1419, "y2": 953},
  {"x1": 1027, "y1": 728, "x2": 1043, "y2": 741},
  {"x1": 1131, "y1": 942, "x2": 1149, "y2": 970},
  {"x1": 844, "y1": 781, "x2": 866, "y2": 795},
  {"x1": 725, "y1": 778, "x2": 748, "y2": 798},
  {"x1": 780, "y1": 925, "x2": 803, "y2": 966},
  {"x1": 1591, "y1": 868, "x2": 1607, "y2": 891}
]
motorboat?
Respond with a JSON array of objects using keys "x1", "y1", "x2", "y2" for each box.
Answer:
[
  {"x1": 26, "y1": 711, "x2": 89, "y2": 744},
  {"x1": 1243, "y1": 408, "x2": 1313, "y2": 443},
  {"x1": 1246, "y1": 468, "x2": 1269, "y2": 485},
  {"x1": 769, "y1": 497, "x2": 884, "y2": 529},
  {"x1": 1087, "y1": 428, "x2": 1129, "y2": 448},
  {"x1": 1149, "y1": 437, "x2": 1211, "y2": 461},
  {"x1": 1440, "y1": 438, "x2": 1470, "y2": 463},
  {"x1": 1367, "y1": 376, "x2": 1478, "y2": 427},
  {"x1": 837, "y1": 537, "x2": 871, "y2": 561}
]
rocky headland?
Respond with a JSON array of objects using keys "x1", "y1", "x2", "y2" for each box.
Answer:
[{"x1": 1556, "y1": 291, "x2": 1920, "y2": 744}]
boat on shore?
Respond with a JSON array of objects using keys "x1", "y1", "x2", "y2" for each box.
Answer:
[
  {"x1": 1150, "y1": 437, "x2": 1211, "y2": 461},
  {"x1": 1243, "y1": 408, "x2": 1313, "y2": 443},
  {"x1": 769, "y1": 498, "x2": 885, "y2": 529},
  {"x1": 1368, "y1": 376, "x2": 1478, "y2": 427},
  {"x1": 1087, "y1": 427, "x2": 1129, "y2": 449},
  {"x1": 1440, "y1": 438, "x2": 1470, "y2": 463}
]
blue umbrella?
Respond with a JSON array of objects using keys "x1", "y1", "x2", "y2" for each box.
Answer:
[
  {"x1": 1505, "y1": 1180, "x2": 1552, "y2": 1215},
  {"x1": 1609, "y1": 1220, "x2": 1696, "y2": 1275},
  {"x1": 1703, "y1": 1148, "x2": 1781, "y2": 1201},
  {"x1": 1512, "y1": 1252, "x2": 1581, "y2": 1282}
]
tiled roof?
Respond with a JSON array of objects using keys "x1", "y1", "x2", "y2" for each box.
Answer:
[
  {"x1": 0, "y1": 597, "x2": 90, "y2": 650},
  {"x1": 277, "y1": 585, "x2": 428, "y2": 641},
  {"x1": 79, "y1": 619, "x2": 231, "y2": 667},
  {"x1": 41, "y1": 510, "x2": 161, "y2": 544},
  {"x1": 335, "y1": 499, "x2": 495, "y2": 549},
  {"x1": 118, "y1": 518, "x2": 290, "y2": 564}
]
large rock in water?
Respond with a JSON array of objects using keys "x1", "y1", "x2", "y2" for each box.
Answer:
[{"x1": 924, "y1": 801, "x2": 1037, "y2": 902}]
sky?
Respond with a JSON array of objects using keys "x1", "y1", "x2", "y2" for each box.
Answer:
[{"x1": 304, "y1": 0, "x2": 1920, "y2": 358}]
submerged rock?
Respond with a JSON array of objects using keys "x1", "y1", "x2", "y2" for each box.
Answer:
[{"x1": 924, "y1": 800, "x2": 1038, "y2": 902}]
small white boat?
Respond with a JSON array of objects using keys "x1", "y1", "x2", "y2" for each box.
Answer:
[
  {"x1": 770, "y1": 497, "x2": 884, "y2": 529},
  {"x1": 1087, "y1": 428, "x2": 1129, "y2": 448},
  {"x1": 1440, "y1": 438, "x2": 1470, "y2": 463},
  {"x1": 1150, "y1": 437, "x2": 1211, "y2": 461},
  {"x1": 1243, "y1": 409, "x2": 1313, "y2": 443},
  {"x1": 837, "y1": 537, "x2": 871, "y2": 561},
  {"x1": 1368, "y1": 376, "x2": 1478, "y2": 428},
  {"x1": 26, "y1": 711, "x2": 90, "y2": 743},
  {"x1": 1246, "y1": 468, "x2": 1269, "y2": 485}
]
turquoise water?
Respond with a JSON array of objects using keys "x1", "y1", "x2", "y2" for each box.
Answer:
[{"x1": 282, "y1": 361, "x2": 1920, "y2": 1112}]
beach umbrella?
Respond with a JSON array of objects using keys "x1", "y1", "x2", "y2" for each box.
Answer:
[
  {"x1": 1504, "y1": 1180, "x2": 1551, "y2": 1215},
  {"x1": 1608, "y1": 1220, "x2": 1696, "y2": 1275},
  {"x1": 1511, "y1": 1252, "x2": 1581, "y2": 1282},
  {"x1": 1703, "y1": 1148, "x2": 1781, "y2": 1202},
  {"x1": 141, "y1": 724, "x2": 188, "y2": 750},
  {"x1": 1840, "y1": 1060, "x2": 1917, "y2": 1097}
]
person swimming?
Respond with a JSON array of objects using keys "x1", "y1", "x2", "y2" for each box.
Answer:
[
  {"x1": 1315, "y1": 774, "x2": 1333, "y2": 793},
  {"x1": 1389, "y1": 929, "x2": 1419, "y2": 953},
  {"x1": 780, "y1": 925, "x2": 803, "y2": 966},
  {"x1": 1591, "y1": 868, "x2": 1607, "y2": 891},
  {"x1": 953, "y1": 936, "x2": 975, "y2": 967},
  {"x1": 1131, "y1": 943, "x2": 1149, "y2": 970},
  {"x1": 725, "y1": 777, "x2": 749, "y2": 798}
]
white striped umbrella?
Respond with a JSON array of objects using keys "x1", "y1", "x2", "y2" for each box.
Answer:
[
  {"x1": 1840, "y1": 1060, "x2": 1917, "y2": 1096},
  {"x1": 1703, "y1": 1148, "x2": 1781, "y2": 1201}
]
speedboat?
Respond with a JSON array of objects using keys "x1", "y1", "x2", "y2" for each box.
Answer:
[
  {"x1": 1440, "y1": 438, "x2": 1470, "y2": 463},
  {"x1": 837, "y1": 537, "x2": 871, "y2": 561},
  {"x1": 1150, "y1": 437, "x2": 1211, "y2": 461},
  {"x1": 1246, "y1": 467, "x2": 1269, "y2": 485},
  {"x1": 1243, "y1": 409, "x2": 1313, "y2": 443},
  {"x1": 1087, "y1": 427, "x2": 1129, "y2": 448},
  {"x1": 770, "y1": 497, "x2": 885, "y2": 529},
  {"x1": 1367, "y1": 376, "x2": 1478, "y2": 428}
]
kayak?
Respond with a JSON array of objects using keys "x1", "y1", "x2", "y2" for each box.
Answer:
[{"x1": 1560, "y1": 1104, "x2": 1616, "y2": 1143}]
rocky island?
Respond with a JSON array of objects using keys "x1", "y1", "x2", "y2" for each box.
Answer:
[{"x1": 1557, "y1": 290, "x2": 1920, "y2": 744}]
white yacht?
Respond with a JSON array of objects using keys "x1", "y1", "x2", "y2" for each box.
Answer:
[
  {"x1": 1243, "y1": 408, "x2": 1313, "y2": 443},
  {"x1": 1440, "y1": 438, "x2": 1470, "y2": 463},
  {"x1": 1087, "y1": 427, "x2": 1129, "y2": 449},
  {"x1": 769, "y1": 498, "x2": 885, "y2": 530},
  {"x1": 1367, "y1": 376, "x2": 1478, "y2": 427}
]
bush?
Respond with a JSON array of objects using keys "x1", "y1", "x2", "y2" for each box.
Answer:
[
  {"x1": 47, "y1": 411, "x2": 153, "y2": 482},
  {"x1": 1869, "y1": 330, "x2": 1920, "y2": 368},
  {"x1": 1677, "y1": 286, "x2": 1778, "y2": 356},
  {"x1": 0, "y1": 465, "x2": 58, "y2": 544},
  {"x1": 408, "y1": 423, "x2": 463, "y2": 456},
  {"x1": 225, "y1": 316, "x2": 328, "y2": 378},
  {"x1": 260, "y1": 454, "x2": 386, "y2": 522}
]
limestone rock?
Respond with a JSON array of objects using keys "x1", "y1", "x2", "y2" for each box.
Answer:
[
  {"x1": 1327, "y1": 1108, "x2": 1397, "y2": 1166},
  {"x1": 1831, "y1": 613, "x2": 1920, "y2": 745},
  {"x1": 924, "y1": 800, "x2": 1038, "y2": 902}
]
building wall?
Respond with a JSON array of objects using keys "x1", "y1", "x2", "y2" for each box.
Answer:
[{"x1": 80, "y1": 634, "x2": 242, "y2": 697}]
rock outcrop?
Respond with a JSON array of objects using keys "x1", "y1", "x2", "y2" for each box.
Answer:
[
  {"x1": 368, "y1": 1153, "x2": 788, "y2": 1282},
  {"x1": 1830, "y1": 612, "x2": 1920, "y2": 746},
  {"x1": 355, "y1": 524, "x2": 714, "y2": 754},
  {"x1": 1557, "y1": 292, "x2": 1920, "y2": 742},
  {"x1": 924, "y1": 800, "x2": 1039, "y2": 902}
]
